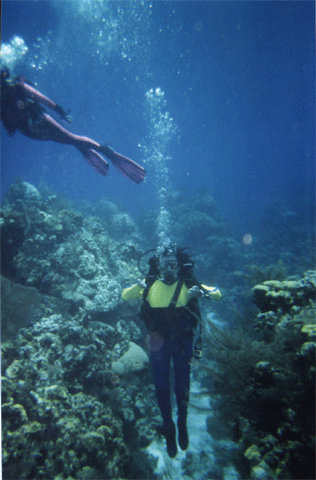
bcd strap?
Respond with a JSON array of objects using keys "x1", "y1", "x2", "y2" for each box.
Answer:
[{"x1": 169, "y1": 278, "x2": 185, "y2": 308}]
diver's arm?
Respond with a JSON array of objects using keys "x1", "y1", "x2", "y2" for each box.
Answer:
[
  {"x1": 16, "y1": 78, "x2": 72, "y2": 123},
  {"x1": 122, "y1": 280, "x2": 145, "y2": 301}
]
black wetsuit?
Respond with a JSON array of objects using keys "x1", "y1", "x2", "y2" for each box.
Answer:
[{"x1": 1, "y1": 78, "x2": 38, "y2": 136}]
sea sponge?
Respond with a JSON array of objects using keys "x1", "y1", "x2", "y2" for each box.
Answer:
[
  {"x1": 2, "y1": 403, "x2": 28, "y2": 429},
  {"x1": 244, "y1": 444, "x2": 262, "y2": 466},
  {"x1": 301, "y1": 324, "x2": 316, "y2": 340},
  {"x1": 111, "y1": 342, "x2": 149, "y2": 375},
  {"x1": 5, "y1": 359, "x2": 21, "y2": 379}
]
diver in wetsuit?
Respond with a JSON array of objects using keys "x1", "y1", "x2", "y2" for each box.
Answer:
[
  {"x1": 0, "y1": 66, "x2": 146, "y2": 183},
  {"x1": 122, "y1": 244, "x2": 221, "y2": 457}
]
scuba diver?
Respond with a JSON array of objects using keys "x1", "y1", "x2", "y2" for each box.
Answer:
[
  {"x1": 0, "y1": 66, "x2": 146, "y2": 183},
  {"x1": 122, "y1": 244, "x2": 221, "y2": 458}
]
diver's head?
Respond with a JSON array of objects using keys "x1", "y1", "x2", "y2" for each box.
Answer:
[
  {"x1": 1, "y1": 65, "x2": 10, "y2": 87},
  {"x1": 157, "y1": 243, "x2": 180, "y2": 285}
]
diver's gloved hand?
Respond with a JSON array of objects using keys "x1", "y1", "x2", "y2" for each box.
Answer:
[
  {"x1": 189, "y1": 285, "x2": 222, "y2": 300},
  {"x1": 62, "y1": 109, "x2": 73, "y2": 123},
  {"x1": 55, "y1": 105, "x2": 72, "y2": 123},
  {"x1": 189, "y1": 286, "x2": 203, "y2": 298},
  {"x1": 203, "y1": 286, "x2": 222, "y2": 300},
  {"x1": 64, "y1": 112, "x2": 73, "y2": 123},
  {"x1": 137, "y1": 279, "x2": 147, "y2": 289}
]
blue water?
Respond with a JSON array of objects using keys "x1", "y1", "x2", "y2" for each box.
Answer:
[
  {"x1": 1, "y1": 3, "x2": 315, "y2": 478},
  {"x1": 1, "y1": 0, "x2": 315, "y2": 238}
]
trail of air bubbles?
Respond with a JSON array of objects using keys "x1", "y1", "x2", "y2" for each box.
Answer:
[
  {"x1": 2, "y1": 1, "x2": 153, "y2": 78},
  {"x1": 141, "y1": 88, "x2": 178, "y2": 248},
  {"x1": 0, "y1": 36, "x2": 28, "y2": 71}
]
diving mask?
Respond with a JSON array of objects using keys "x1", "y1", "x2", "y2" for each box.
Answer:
[{"x1": 158, "y1": 254, "x2": 180, "y2": 285}]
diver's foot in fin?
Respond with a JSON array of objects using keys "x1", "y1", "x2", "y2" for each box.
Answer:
[
  {"x1": 101, "y1": 145, "x2": 146, "y2": 184},
  {"x1": 163, "y1": 422, "x2": 177, "y2": 458},
  {"x1": 177, "y1": 419, "x2": 189, "y2": 451},
  {"x1": 82, "y1": 149, "x2": 109, "y2": 176}
]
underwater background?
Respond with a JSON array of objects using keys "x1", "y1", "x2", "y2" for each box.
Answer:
[{"x1": 1, "y1": 1, "x2": 315, "y2": 480}]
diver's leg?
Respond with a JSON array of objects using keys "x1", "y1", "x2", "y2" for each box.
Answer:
[
  {"x1": 151, "y1": 338, "x2": 177, "y2": 457},
  {"x1": 151, "y1": 339, "x2": 173, "y2": 425},
  {"x1": 173, "y1": 336, "x2": 194, "y2": 450},
  {"x1": 41, "y1": 113, "x2": 95, "y2": 145},
  {"x1": 41, "y1": 115, "x2": 144, "y2": 181},
  {"x1": 40, "y1": 114, "x2": 109, "y2": 176}
]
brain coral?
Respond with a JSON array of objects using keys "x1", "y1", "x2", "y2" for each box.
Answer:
[{"x1": 111, "y1": 342, "x2": 149, "y2": 375}]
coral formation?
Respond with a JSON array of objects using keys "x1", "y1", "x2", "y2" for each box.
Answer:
[
  {"x1": 252, "y1": 271, "x2": 316, "y2": 312},
  {"x1": 1, "y1": 180, "x2": 159, "y2": 479},
  {"x1": 1, "y1": 312, "x2": 158, "y2": 479},
  {"x1": 111, "y1": 341, "x2": 149, "y2": 375},
  {"x1": 1, "y1": 180, "x2": 144, "y2": 320},
  {"x1": 201, "y1": 273, "x2": 315, "y2": 480}
]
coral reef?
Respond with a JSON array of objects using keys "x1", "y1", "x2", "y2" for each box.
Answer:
[
  {"x1": 1, "y1": 180, "x2": 159, "y2": 479},
  {"x1": 1, "y1": 311, "x2": 159, "y2": 479},
  {"x1": 1, "y1": 180, "x2": 144, "y2": 321},
  {"x1": 1, "y1": 179, "x2": 314, "y2": 479},
  {"x1": 244, "y1": 259, "x2": 287, "y2": 285},
  {"x1": 252, "y1": 270, "x2": 316, "y2": 312},
  {"x1": 165, "y1": 190, "x2": 227, "y2": 245},
  {"x1": 201, "y1": 272, "x2": 315, "y2": 479}
]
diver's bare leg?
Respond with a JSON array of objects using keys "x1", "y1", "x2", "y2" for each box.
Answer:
[
  {"x1": 41, "y1": 114, "x2": 109, "y2": 176},
  {"x1": 41, "y1": 113, "x2": 101, "y2": 147}
]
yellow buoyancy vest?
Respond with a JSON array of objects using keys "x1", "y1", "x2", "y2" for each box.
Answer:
[{"x1": 146, "y1": 279, "x2": 190, "y2": 308}]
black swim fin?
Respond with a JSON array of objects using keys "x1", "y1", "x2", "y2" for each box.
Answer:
[{"x1": 101, "y1": 145, "x2": 146, "y2": 184}]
